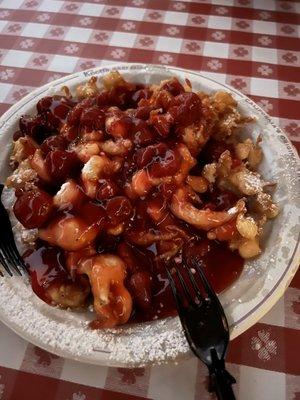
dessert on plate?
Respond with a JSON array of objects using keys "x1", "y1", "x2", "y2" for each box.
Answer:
[{"x1": 4, "y1": 71, "x2": 278, "y2": 329}]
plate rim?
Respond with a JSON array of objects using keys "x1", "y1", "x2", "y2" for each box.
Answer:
[{"x1": 0, "y1": 62, "x2": 299, "y2": 367}]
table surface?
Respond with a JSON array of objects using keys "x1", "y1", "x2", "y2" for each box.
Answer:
[{"x1": 0, "y1": 0, "x2": 299, "y2": 399}]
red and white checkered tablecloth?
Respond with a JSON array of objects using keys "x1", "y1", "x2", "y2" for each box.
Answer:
[{"x1": 0, "y1": 0, "x2": 299, "y2": 399}]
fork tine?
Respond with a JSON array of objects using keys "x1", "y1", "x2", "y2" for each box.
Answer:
[
  {"x1": 193, "y1": 260, "x2": 230, "y2": 336},
  {"x1": 0, "y1": 221, "x2": 27, "y2": 274},
  {"x1": 6, "y1": 256, "x2": 23, "y2": 276},
  {"x1": 7, "y1": 250, "x2": 27, "y2": 274},
  {"x1": 171, "y1": 262, "x2": 196, "y2": 305},
  {"x1": 0, "y1": 250, "x2": 14, "y2": 276},
  {"x1": 193, "y1": 260, "x2": 213, "y2": 293},
  {"x1": 192, "y1": 260, "x2": 219, "y2": 303},
  {"x1": 184, "y1": 265, "x2": 204, "y2": 303},
  {"x1": 0, "y1": 184, "x2": 28, "y2": 276},
  {"x1": 5, "y1": 244, "x2": 27, "y2": 274},
  {"x1": 1, "y1": 248, "x2": 23, "y2": 276},
  {"x1": 165, "y1": 266, "x2": 185, "y2": 310}
]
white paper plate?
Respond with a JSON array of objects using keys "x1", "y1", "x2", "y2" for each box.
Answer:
[{"x1": 0, "y1": 63, "x2": 299, "y2": 367}]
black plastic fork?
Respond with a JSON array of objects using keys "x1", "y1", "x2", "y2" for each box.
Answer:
[
  {"x1": 166, "y1": 259, "x2": 236, "y2": 400},
  {"x1": 0, "y1": 184, "x2": 27, "y2": 276}
]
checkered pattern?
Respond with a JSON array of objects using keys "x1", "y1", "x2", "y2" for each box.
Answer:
[{"x1": 0, "y1": 0, "x2": 299, "y2": 399}]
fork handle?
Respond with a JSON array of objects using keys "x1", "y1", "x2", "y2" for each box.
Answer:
[
  {"x1": 209, "y1": 368, "x2": 236, "y2": 400},
  {"x1": 208, "y1": 351, "x2": 236, "y2": 400}
]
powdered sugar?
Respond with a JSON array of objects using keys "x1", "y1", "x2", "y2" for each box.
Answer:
[
  {"x1": 13, "y1": 222, "x2": 37, "y2": 248},
  {"x1": 6, "y1": 159, "x2": 37, "y2": 191},
  {"x1": 0, "y1": 275, "x2": 189, "y2": 366}
]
